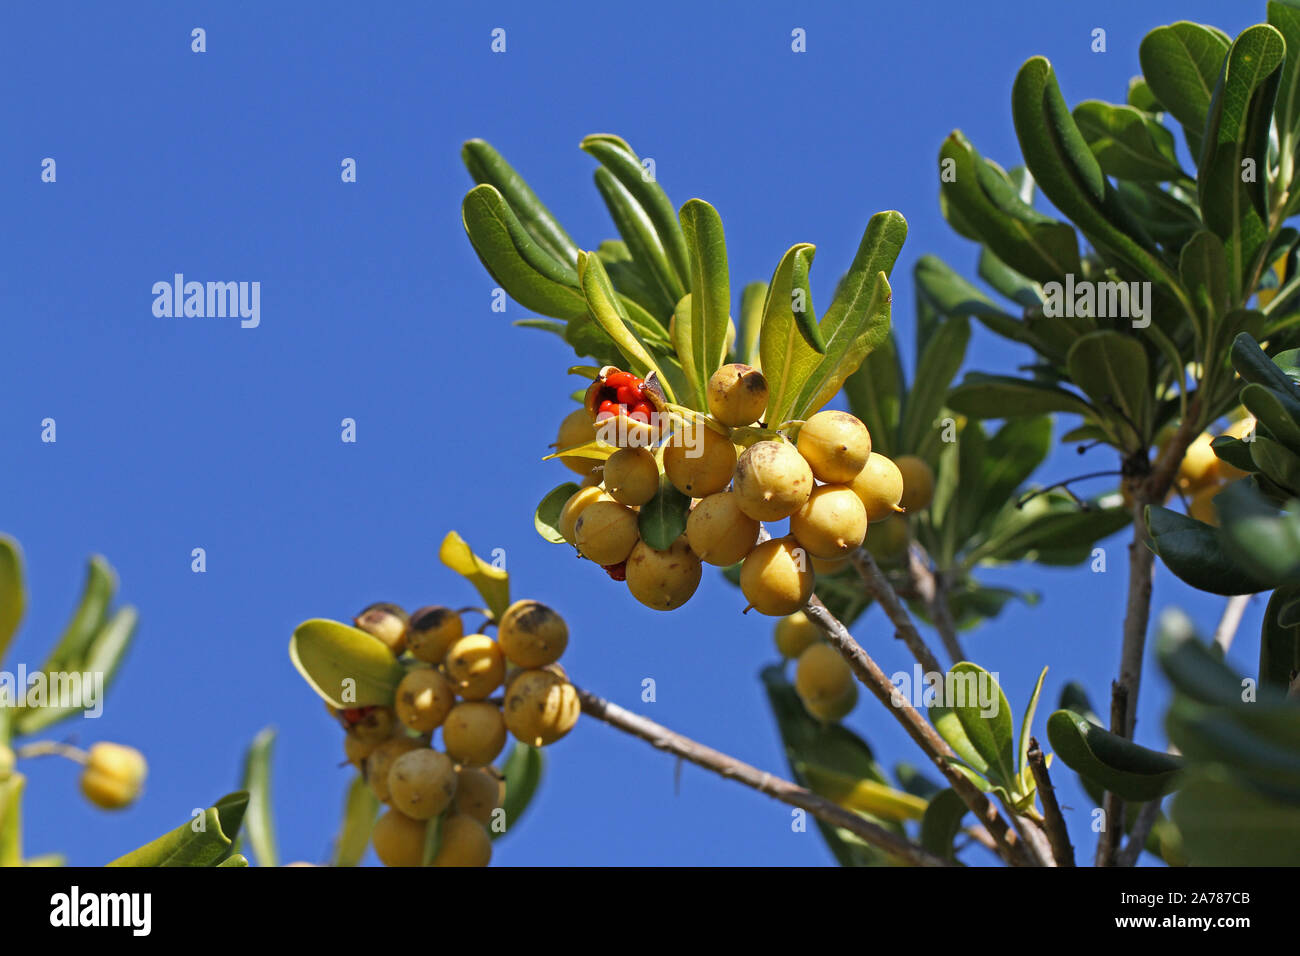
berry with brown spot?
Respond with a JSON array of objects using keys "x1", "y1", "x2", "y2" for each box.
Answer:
[
  {"x1": 503, "y1": 668, "x2": 581, "y2": 746},
  {"x1": 498, "y1": 599, "x2": 568, "y2": 669},
  {"x1": 442, "y1": 701, "x2": 507, "y2": 767},
  {"x1": 406, "y1": 606, "x2": 464, "y2": 663},
  {"x1": 574, "y1": 500, "x2": 641, "y2": 565},
  {"x1": 387, "y1": 749, "x2": 458, "y2": 821},
  {"x1": 685, "y1": 491, "x2": 760, "y2": 566},
  {"x1": 395, "y1": 667, "x2": 456, "y2": 733},
  {"x1": 353, "y1": 602, "x2": 408, "y2": 655},
  {"x1": 663, "y1": 421, "x2": 737, "y2": 498},
  {"x1": 443, "y1": 634, "x2": 506, "y2": 700},
  {"x1": 625, "y1": 535, "x2": 702, "y2": 611},
  {"x1": 733, "y1": 440, "x2": 814, "y2": 521},
  {"x1": 707, "y1": 363, "x2": 769, "y2": 426}
]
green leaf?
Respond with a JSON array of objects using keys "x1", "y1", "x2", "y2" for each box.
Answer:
[
  {"x1": 678, "y1": 199, "x2": 735, "y2": 403},
  {"x1": 581, "y1": 135, "x2": 690, "y2": 289},
  {"x1": 1214, "y1": 479, "x2": 1300, "y2": 582},
  {"x1": 439, "y1": 531, "x2": 511, "y2": 622},
  {"x1": 1073, "y1": 100, "x2": 1183, "y2": 181},
  {"x1": 1128, "y1": 75, "x2": 1163, "y2": 113},
  {"x1": 593, "y1": 167, "x2": 682, "y2": 315},
  {"x1": 1167, "y1": 696, "x2": 1300, "y2": 800},
  {"x1": 535, "y1": 482, "x2": 581, "y2": 544},
  {"x1": 0, "y1": 773, "x2": 24, "y2": 867},
  {"x1": 461, "y1": 185, "x2": 587, "y2": 321},
  {"x1": 736, "y1": 281, "x2": 766, "y2": 367},
  {"x1": 42, "y1": 555, "x2": 115, "y2": 675},
  {"x1": 961, "y1": 417, "x2": 1053, "y2": 545},
  {"x1": 332, "y1": 774, "x2": 379, "y2": 867},
  {"x1": 760, "y1": 243, "x2": 821, "y2": 424},
  {"x1": 1242, "y1": 382, "x2": 1300, "y2": 455},
  {"x1": 1231, "y1": 331, "x2": 1300, "y2": 393},
  {"x1": 798, "y1": 764, "x2": 927, "y2": 822},
  {"x1": 948, "y1": 373, "x2": 1094, "y2": 420},
  {"x1": 1179, "y1": 231, "x2": 1230, "y2": 330},
  {"x1": 1261, "y1": 584, "x2": 1300, "y2": 689},
  {"x1": 1139, "y1": 22, "x2": 1231, "y2": 150},
  {"x1": 461, "y1": 139, "x2": 579, "y2": 265},
  {"x1": 901, "y1": 318, "x2": 969, "y2": 453},
  {"x1": 1046, "y1": 710, "x2": 1183, "y2": 801},
  {"x1": 1270, "y1": 1, "x2": 1300, "y2": 178},
  {"x1": 1157, "y1": 609, "x2": 1263, "y2": 706},
  {"x1": 1171, "y1": 768, "x2": 1300, "y2": 866},
  {"x1": 1018, "y1": 666, "x2": 1049, "y2": 781},
  {"x1": 1146, "y1": 504, "x2": 1281, "y2": 594},
  {"x1": 420, "y1": 812, "x2": 445, "y2": 866},
  {"x1": 930, "y1": 662, "x2": 1017, "y2": 792},
  {"x1": 1251, "y1": 435, "x2": 1300, "y2": 493},
  {"x1": 288, "y1": 619, "x2": 407, "y2": 709},
  {"x1": 239, "y1": 727, "x2": 279, "y2": 868},
  {"x1": 978, "y1": 246, "x2": 1043, "y2": 308},
  {"x1": 938, "y1": 132, "x2": 1080, "y2": 284},
  {"x1": 578, "y1": 251, "x2": 676, "y2": 403},
  {"x1": 497, "y1": 743, "x2": 544, "y2": 838},
  {"x1": 970, "y1": 494, "x2": 1130, "y2": 566},
  {"x1": 919, "y1": 788, "x2": 968, "y2": 862},
  {"x1": 109, "y1": 792, "x2": 249, "y2": 867},
  {"x1": 1065, "y1": 331, "x2": 1152, "y2": 449},
  {"x1": 0, "y1": 536, "x2": 24, "y2": 664},
  {"x1": 844, "y1": 331, "x2": 903, "y2": 459},
  {"x1": 638, "y1": 477, "x2": 692, "y2": 550}
]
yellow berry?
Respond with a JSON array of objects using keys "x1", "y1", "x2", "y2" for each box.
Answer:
[
  {"x1": 625, "y1": 536, "x2": 703, "y2": 611},
  {"x1": 804, "y1": 681, "x2": 859, "y2": 722},
  {"x1": 365, "y1": 736, "x2": 424, "y2": 803},
  {"x1": 1177, "y1": 433, "x2": 1220, "y2": 492},
  {"x1": 344, "y1": 731, "x2": 377, "y2": 767},
  {"x1": 503, "y1": 668, "x2": 581, "y2": 746},
  {"x1": 740, "y1": 536, "x2": 815, "y2": 616},
  {"x1": 498, "y1": 599, "x2": 569, "y2": 669},
  {"x1": 395, "y1": 667, "x2": 456, "y2": 733},
  {"x1": 353, "y1": 603, "x2": 408, "y2": 655},
  {"x1": 574, "y1": 500, "x2": 640, "y2": 565},
  {"x1": 407, "y1": 606, "x2": 463, "y2": 663},
  {"x1": 790, "y1": 484, "x2": 868, "y2": 559},
  {"x1": 444, "y1": 634, "x2": 506, "y2": 700},
  {"x1": 707, "y1": 363, "x2": 769, "y2": 426},
  {"x1": 442, "y1": 702, "x2": 507, "y2": 767},
  {"x1": 774, "y1": 611, "x2": 821, "y2": 659},
  {"x1": 430, "y1": 812, "x2": 492, "y2": 867},
  {"x1": 686, "y1": 492, "x2": 760, "y2": 566},
  {"x1": 454, "y1": 767, "x2": 503, "y2": 827},
  {"x1": 663, "y1": 421, "x2": 737, "y2": 498},
  {"x1": 555, "y1": 408, "x2": 603, "y2": 478},
  {"x1": 895, "y1": 455, "x2": 935, "y2": 513},
  {"x1": 796, "y1": 410, "x2": 872, "y2": 482},
  {"x1": 387, "y1": 749, "x2": 458, "y2": 821},
  {"x1": 371, "y1": 808, "x2": 427, "y2": 867},
  {"x1": 1189, "y1": 484, "x2": 1222, "y2": 526},
  {"x1": 79, "y1": 743, "x2": 147, "y2": 810},
  {"x1": 733, "y1": 440, "x2": 814, "y2": 521},
  {"x1": 558, "y1": 486, "x2": 609, "y2": 544},
  {"x1": 604, "y1": 447, "x2": 660, "y2": 506},
  {"x1": 795, "y1": 643, "x2": 855, "y2": 713},
  {"x1": 850, "y1": 452, "x2": 905, "y2": 521}
]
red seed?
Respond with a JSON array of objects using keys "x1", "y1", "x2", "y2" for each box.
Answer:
[
  {"x1": 605, "y1": 370, "x2": 635, "y2": 389},
  {"x1": 598, "y1": 399, "x2": 618, "y2": 414},
  {"x1": 604, "y1": 561, "x2": 627, "y2": 581},
  {"x1": 616, "y1": 384, "x2": 641, "y2": 406}
]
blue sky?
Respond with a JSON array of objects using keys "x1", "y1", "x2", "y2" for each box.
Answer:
[{"x1": 0, "y1": 0, "x2": 1269, "y2": 866}]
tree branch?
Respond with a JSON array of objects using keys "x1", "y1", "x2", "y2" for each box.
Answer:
[
  {"x1": 1115, "y1": 797, "x2": 1163, "y2": 867},
  {"x1": 1027, "y1": 737, "x2": 1074, "y2": 867},
  {"x1": 1212, "y1": 594, "x2": 1251, "y2": 654},
  {"x1": 849, "y1": 547, "x2": 944, "y2": 675},
  {"x1": 574, "y1": 686, "x2": 954, "y2": 868},
  {"x1": 906, "y1": 544, "x2": 966, "y2": 665},
  {"x1": 802, "y1": 593, "x2": 1034, "y2": 866}
]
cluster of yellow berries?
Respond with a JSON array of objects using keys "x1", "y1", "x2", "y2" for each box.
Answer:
[
  {"x1": 1165, "y1": 417, "x2": 1254, "y2": 526},
  {"x1": 337, "y1": 599, "x2": 579, "y2": 867},
  {"x1": 554, "y1": 363, "x2": 935, "y2": 615},
  {"x1": 774, "y1": 611, "x2": 858, "y2": 721}
]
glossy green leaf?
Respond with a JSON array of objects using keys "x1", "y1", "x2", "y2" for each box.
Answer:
[
  {"x1": 638, "y1": 476, "x2": 691, "y2": 550},
  {"x1": 970, "y1": 494, "x2": 1130, "y2": 566},
  {"x1": 948, "y1": 373, "x2": 1094, "y2": 420},
  {"x1": 0, "y1": 536, "x2": 24, "y2": 664},
  {"x1": 1231, "y1": 331, "x2": 1300, "y2": 392},
  {"x1": 1065, "y1": 332, "x2": 1152, "y2": 449},
  {"x1": 535, "y1": 482, "x2": 581, "y2": 544},
  {"x1": 1242, "y1": 382, "x2": 1300, "y2": 455},
  {"x1": 938, "y1": 132, "x2": 1080, "y2": 284},
  {"x1": 1147, "y1": 503, "x2": 1281, "y2": 594},
  {"x1": 1171, "y1": 768, "x2": 1300, "y2": 865},
  {"x1": 332, "y1": 774, "x2": 379, "y2": 867},
  {"x1": 736, "y1": 281, "x2": 765, "y2": 367},
  {"x1": 679, "y1": 199, "x2": 735, "y2": 404},
  {"x1": 1157, "y1": 615, "x2": 1259, "y2": 706},
  {"x1": 1018, "y1": 666, "x2": 1049, "y2": 780},
  {"x1": 1046, "y1": 710, "x2": 1183, "y2": 801},
  {"x1": 439, "y1": 530, "x2": 511, "y2": 622},
  {"x1": 239, "y1": 727, "x2": 279, "y2": 868},
  {"x1": 1250, "y1": 435, "x2": 1300, "y2": 493},
  {"x1": 109, "y1": 792, "x2": 249, "y2": 867},
  {"x1": 1073, "y1": 100, "x2": 1183, "y2": 180},
  {"x1": 1139, "y1": 22, "x2": 1231, "y2": 149},
  {"x1": 1214, "y1": 479, "x2": 1300, "y2": 582},
  {"x1": 760, "y1": 243, "x2": 821, "y2": 424},
  {"x1": 1167, "y1": 696, "x2": 1300, "y2": 800},
  {"x1": 593, "y1": 167, "x2": 682, "y2": 315},
  {"x1": 1127, "y1": 75, "x2": 1162, "y2": 112},
  {"x1": 461, "y1": 139, "x2": 579, "y2": 265},
  {"x1": 578, "y1": 251, "x2": 675, "y2": 402},
  {"x1": 288, "y1": 619, "x2": 406, "y2": 709},
  {"x1": 497, "y1": 743, "x2": 543, "y2": 838},
  {"x1": 1261, "y1": 584, "x2": 1300, "y2": 689},
  {"x1": 961, "y1": 417, "x2": 1053, "y2": 545},
  {"x1": 894, "y1": 763, "x2": 944, "y2": 800},
  {"x1": 43, "y1": 555, "x2": 115, "y2": 675},
  {"x1": 461, "y1": 185, "x2": 586, "y2": 321},
  {"x1": 1179, "y1": 231, "x2": 1229, "y2": 329},
  {"x1": 844, "y1": 331, "x2": 903, "y2": 459},
  {"x1": 978, "y1": 246, "x2": 1043, "y2": 308},
  {"x1": 930, "y1": 662, "x2": 1017, "y2": 791},
  {"x1": 1116, "y1": 180, "x2": 1204, "y2": 247},
  {"x1": 1270, "y1": 1, "x2": 1300, "y2": 180},
  {"x1": 901, "y1": 318, "x2": 969, "y2": 454},
  {"x1": 798, "y1": 764, "x2": 928, "y2": 822}
]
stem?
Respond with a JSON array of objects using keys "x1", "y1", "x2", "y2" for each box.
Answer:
[
  {"x1": 1115, "y1": 798, "x2": 1163, "y2": 868},
  {"x1": 802, "y1": 595, "x2": 1033, "y2": 866},
  {"x1": 573, "y1": 686, "x2": 953, "y2": 867},
  {"x1": 1212, "y1": 594, "x2": 1251, "y2": 654},
  {"x1": 15, "y1": 741, "x2": 88, "y2": 764},
  {"x1": 849, "y1": 548, "x2": 944, "y2": 675},
  {"x1": 906, "y1": 545, "x2": 966, "y2": 665},
  {"x1": 1027, "y1": 737, "x2": 1075, "y2": 867}
]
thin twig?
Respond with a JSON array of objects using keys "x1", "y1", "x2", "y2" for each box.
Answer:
[
  {"x1": 802, "y1": 595, "x2": 1033, "y2": 866},
  {"x1": 1212, "y1": 594, "x2": 1251, "y2": 654},
  {"x1": 906, "y1": 544, "x2": 966, "y2": 665},
  {"x1": 848, "y1": 548, "x2": 944, "y2": 675},
  {"x1": 1115, "y1": 798, "x2": 1163, "y2": 867},
  {"x1": 1027, "y1": 737, "x2": 1075, "y2": 867},
  {"x1": 573, "y1": 686, "x2": 954, "y2": 867}
]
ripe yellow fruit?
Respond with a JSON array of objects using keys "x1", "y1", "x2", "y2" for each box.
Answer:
[
  {"x1": 866, "y1": 513, "x2": 909, "y2": 561},
  {"x1": 79, "y1": 743, "x2": 147, "y2": 810},
  {"x1": 740, "y1": 536, "x2": 815, "y2": 616},
  {"x1": 774, "y1": 610, "x2": 821, "y2": 659},
  {"x1": 351, "y1": 706, "x2": 396, "y2": 744},
  {"x1": 503, "y1": 668, "x2": 581, "y2": 746},
  {"x1": 353, "y1": 603, "x2": 408, "y2": 655},
  {"x1": 430, "y1": 812, "x2": 493, "y2": 867},
  {"x1": 733, "y1": 440, "x2": 814, "y2": 521},
  {"x1": 1189, "y1": 484, "x2": 1221, "y2": 526},
  {"x1": 796, "y1": 411, "x2": 872, "y2": 482},
  {"x1": 625, "y1": 536, "x2": 703, "y2": 610},
  {"x1": 558, "y1": 486, "x2": 608, "y2": 543},
  {"x1": 604, "y1": 447, "x2": 660, "y2": 506},
  {"x1": 707, "y1": 363, "x2": 769, "y2": 426},
  {"x1": 790, "y1": 484, "x2": 868, "y2": 559},
  {"x1": 395, "y1": 667, "x2": 456, "y2": 733},
  {"x1": 344, "y1": 731, "x2": 377, "y2": 767},
  {"x1": 498, "y1": 599, "x2": 568, "y2": 669},
  {"x1": 850, "y1": 452, "x2": 905, "y2": 521},
  {"x1": 454, "y1": 767, "x2": 503, "y2": 827},
  {"x1": 442, "y1": 702, "x2": 507, "y2": 767},
  {"x1": 1177, "y1": 433, "x2": 1220, "y2": 493},
  {"x1": 387, "y1": 749, "x2": 458, "y2": 821},
  {"x1": 804, "y1": 682, "x2": 859, "y2": 722},
  {"x1": 686, "y1": 491, "x2": 760, "y2": 566},
  {"x1": 407, "y1": 606, "x2": 464, "y2": 663},
  {"x1": 1215, "y1": 417, "x2": 1256, "y2": 481},
  {"x1": 444, "y1": 634, "x2": 506, "y2": 700},
  {"x1": 795, "y1": 643, "x2": 855, "y2": 714},
  {"x1": 555, "y1": 408, "x2": 603, "y2": 477},
  {"x1": 365, "y1": 736, "x2": 424, "y2": 803},
  {"x1": 663, "y1": 421, "x2": 737, "y2": 498},
  {"x1": 372, "y1": 809, "x2": 427, "y2": 867},
  {"x1": 574, "y1": 500, "x2": 640, "y2": 565},
  {"x1": 895, "y1": 455, "x2": 935, "y2": 513}
]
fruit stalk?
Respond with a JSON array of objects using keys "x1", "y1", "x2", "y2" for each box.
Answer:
[
  {"x1": 1026, "y1": 738, "x2": 1074, "y2": 867},
  {"x1": 573, "y1": 685, "x2": 953, "y2": 867},
  {"x1": 800, "y1": 596, "x2": 1034, "y2": 867}
]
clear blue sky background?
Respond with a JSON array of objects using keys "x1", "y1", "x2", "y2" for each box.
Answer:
[{"x1": 0, "y1": 0, "x2": 1269, "y2": 866}]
